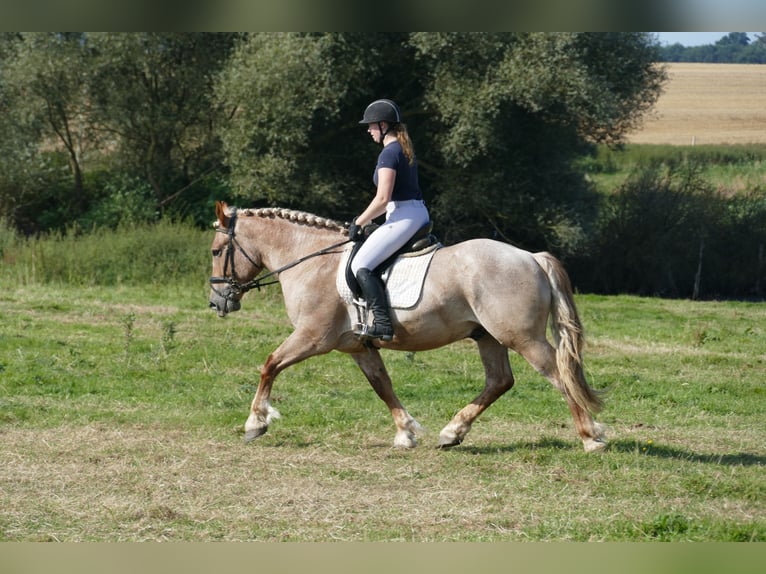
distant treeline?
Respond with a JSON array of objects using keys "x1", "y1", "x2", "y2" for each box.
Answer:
[{"x1": 659, "y1": 32, "x2": 766, "y2": 63}]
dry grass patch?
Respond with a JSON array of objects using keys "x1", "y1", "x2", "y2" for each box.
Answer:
[
  {"x1": 630, "y1": 63, "x2": 766, "y2": 145},
  {"x1": 1, "y1": 420, "x2": 763, "y2": 542}
]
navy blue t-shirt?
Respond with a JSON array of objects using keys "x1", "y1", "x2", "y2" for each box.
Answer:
[{"x1": 373, "y1": 141, "x2": 423, "y2": 202}]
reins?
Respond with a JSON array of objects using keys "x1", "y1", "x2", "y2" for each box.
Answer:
[{"x1": 209, "y1": 210, "x2": 351, "y2": 299}]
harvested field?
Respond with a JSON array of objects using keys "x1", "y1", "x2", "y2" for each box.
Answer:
[{"x1": 629, "y1": 63, "x2": 766, "y2": 145}]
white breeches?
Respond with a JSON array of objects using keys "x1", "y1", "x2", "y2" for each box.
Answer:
[{"x1": 351, "y1": 200, "x2": 430, "y2": 275}]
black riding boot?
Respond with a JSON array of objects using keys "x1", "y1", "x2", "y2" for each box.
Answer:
[{"x1": 355, "y1": 267, "x2": 394, "y2": 341}]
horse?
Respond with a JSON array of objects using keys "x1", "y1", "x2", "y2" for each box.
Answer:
[{"x1": 208, "y1": 201, "x2": 607, "y2": 452}]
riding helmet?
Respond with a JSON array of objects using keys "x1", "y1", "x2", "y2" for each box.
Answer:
[{"x1": 359, "y1": 99, "x2": 401, "y2": 125}]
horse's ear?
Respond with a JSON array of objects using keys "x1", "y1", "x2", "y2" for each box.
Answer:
[{"x1": 215, "y1": 201, "x2": 229, "y2": 228}]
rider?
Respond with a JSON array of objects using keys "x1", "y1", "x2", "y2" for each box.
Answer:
[{"x1": 348, "y1": 98, "x2": 430, "y2": 341}]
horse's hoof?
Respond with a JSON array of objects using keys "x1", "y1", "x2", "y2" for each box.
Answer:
[
  {"x1": 437, "y1": 426, "x2": 465, "y2": 448},
  {"x1": 437, "y1": 437, "x2": 463, "y2": 449},
  {"x1": 394, "y1": 433, "x2": 417, "y2": 449},
  {"x1": 244, "y1": 426, "x2": 268, "y2": 442},
  {"x1": 583, "y1": 438, "x2": 607, "y2": 452}
]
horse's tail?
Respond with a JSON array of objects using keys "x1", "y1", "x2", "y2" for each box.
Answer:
[{"x1": 532, "y1": 251, "x2": 603, "y2": 413}]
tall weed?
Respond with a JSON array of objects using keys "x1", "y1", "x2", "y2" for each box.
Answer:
[
  {"x1": 0, "y1": 217, "x2": 19, "y2": 262},
  {"x1": 0, "y1": 220, "x2": 211, "y2": 288}
]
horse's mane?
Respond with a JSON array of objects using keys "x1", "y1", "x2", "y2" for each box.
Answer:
[{"x1": 219, "y1": 206, "x2": 346, "y2": 233}]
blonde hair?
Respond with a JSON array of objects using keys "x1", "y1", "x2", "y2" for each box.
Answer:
[{"x1": 392, "y1": 123, "x2": 415, "y2": 166}]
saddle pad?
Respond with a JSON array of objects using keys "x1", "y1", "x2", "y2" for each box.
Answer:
[{"x1": 336, "y1": 244, "x2": 440, "y2": 309}]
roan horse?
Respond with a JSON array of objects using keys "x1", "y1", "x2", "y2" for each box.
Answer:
[{"x1": 208, "y1": 201, "x2": 606, "y2": 452}]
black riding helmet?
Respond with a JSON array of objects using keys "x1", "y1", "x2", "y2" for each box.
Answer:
[{"x1": 359, "y1": 99, "x2": 401, "y2": 139}]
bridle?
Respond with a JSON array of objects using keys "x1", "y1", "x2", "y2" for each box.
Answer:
[{"x1": 209, "y1": 210, "x2": 351, "y2": 302}]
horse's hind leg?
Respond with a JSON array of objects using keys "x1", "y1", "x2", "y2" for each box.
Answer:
[
  {"x1": 352, "y1": 349, "x2": 423, "y2": 448},
  {"x1": 438, "y1": 336, "x2": 515, "y2": 448},
  {"x1": 517, "y1": 339, "x2": 606, "y2": 452}
]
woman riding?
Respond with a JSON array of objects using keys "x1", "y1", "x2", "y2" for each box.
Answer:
[{"x1": 348, "y1": 98, "x2": 430, "y2": 341}]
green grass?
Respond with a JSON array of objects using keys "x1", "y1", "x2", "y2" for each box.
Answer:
[
  {"x1": 1, "y1": 279, "x2": 763, "y2": 541},
  {"x1": 581, "y1": 143, "x2": 766, "y2": 194}
]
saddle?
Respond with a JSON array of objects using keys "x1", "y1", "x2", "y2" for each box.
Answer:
[{"x1": 344, "y1": 221, "x2": 438, "y2": 298}]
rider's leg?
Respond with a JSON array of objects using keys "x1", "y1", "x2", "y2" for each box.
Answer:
[
  {"x1": 350, "y1": 201, "x2": 429, "y2": 275},
  {"x1": 350, "y1": 201, "x2": 429, "y2": 341},
  {"x1": 355, "y1": 267, "x2": 393, "y2": 341}
]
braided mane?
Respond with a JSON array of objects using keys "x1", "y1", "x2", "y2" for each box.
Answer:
[{"x1": 222, "y1": 206, "x2": 346, "y2": 233}]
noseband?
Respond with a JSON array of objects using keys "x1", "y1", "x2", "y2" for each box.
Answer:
[
  {"x1": 209, "y1": 211, "x2": 267, "y2": 301},
  {"x1": 209, "y1": 210, "x2": 351, "y2": 302}
]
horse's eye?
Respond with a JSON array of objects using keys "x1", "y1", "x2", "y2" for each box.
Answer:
[{"x1": 212, "y1": 249, "x2": 222, "y2": 257}]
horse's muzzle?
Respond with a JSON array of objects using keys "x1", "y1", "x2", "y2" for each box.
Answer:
[{"x1": 208, "y1": 289, "x2": 242, "y2": 317}]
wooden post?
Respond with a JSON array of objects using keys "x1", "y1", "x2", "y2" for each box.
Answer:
[{"x1": 693, "y1": 235, "x2": 704, "y2": 300}]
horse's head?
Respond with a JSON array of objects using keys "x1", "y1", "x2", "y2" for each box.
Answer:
[{"x1": 208, "y1": 201, "x2": 262, "y2": 317}]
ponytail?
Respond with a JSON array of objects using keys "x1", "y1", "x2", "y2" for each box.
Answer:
[{"x1": 393, "y1": 124, "x2": 415, "y2": 166}]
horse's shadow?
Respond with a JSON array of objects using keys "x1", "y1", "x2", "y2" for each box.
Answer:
[{"x1": 454, "y1": 438, "x2": 766, "y2": 467}]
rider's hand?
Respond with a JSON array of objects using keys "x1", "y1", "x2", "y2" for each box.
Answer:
[{"x1": 348, "y1": 219, "x2": 364, "y2": 242}]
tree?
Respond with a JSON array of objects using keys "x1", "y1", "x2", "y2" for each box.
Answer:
[
  {"x1": 2, "y1": 32, "x2": 665, "y2": 254},
  {"x1": 87, "y1": 33, "x2": 237, "y2": 212},
  {"x1": 410, "y1": 32, "x2": 666, "y2": 248},
  {"x1": 662, "y1": 42, "x2": 687, "y2": 62},
  {"x1": 1, "y1": 33, "x2": 93, "y2": 214},
  {"x1": 215, "y1": 33, "x2": 412, "y2": 216},
  {"x1": 716, "y1": 32, "x2": 751, "y2": 47},
  {"x1": 0, "y1": 33, "x2": 240, "y2": 231},
  {"x1": 216, "y1": 33, "x2": 665, "y2": 254}
]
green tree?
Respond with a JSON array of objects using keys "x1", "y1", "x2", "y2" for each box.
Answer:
[
  {"x1": 216, "y1": 33, "x2": 665, "y2": 254},
  {"x1": 2, "y1": 32, "x2": 665, "y2": 254},
  {"x1": 411, "y1": 32, "x2": 665, "y2": 249},
  {"x1": 578, "y1": 164, "x2": 764, "y2": 299},
  {"x1": 0, "y1": 33, "x2": 239, "y2": 231},
  {"x1": 662, "y1": 43, "x2": 687, "y2": 62},
  {"x1": 215, "y1": 32, "x2": 410, "y2": 215},
  {"x1": 716, "y1": 32, "x2": 751, "y2": 47},
  {"x1": 0, "y1": 33, "x2": 93, "y2": 217},
  {"x1": 87, "y1": 33, "x2": 237, "y2": 213}
]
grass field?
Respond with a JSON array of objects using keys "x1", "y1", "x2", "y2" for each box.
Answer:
[
  {"x1": 1, "y1": 281, "x2": 763, "y2": 541},
  {"x1": 628, "y1": 63, "x2": 766, "y2": 146}
]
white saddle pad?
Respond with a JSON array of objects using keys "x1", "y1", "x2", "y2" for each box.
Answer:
[{"x1": 336, "y1": 244, "x2": 440, "y2": 309}]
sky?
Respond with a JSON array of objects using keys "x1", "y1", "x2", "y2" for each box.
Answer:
[{"x1": 654, "y1": 32, "x2": 757, "y2": 46}]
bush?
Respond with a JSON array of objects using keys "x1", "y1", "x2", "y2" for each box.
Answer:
[
  {"x1": 572, "y1": 165, "x2": 765, "y2": 299},
  {"x1": 77, "y1": 172, "x2": 159, "y2": 230}
]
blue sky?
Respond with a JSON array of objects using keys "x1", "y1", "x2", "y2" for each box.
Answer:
[{"x1": 654, "y1": 32, "x2": 756, "y2": 46}]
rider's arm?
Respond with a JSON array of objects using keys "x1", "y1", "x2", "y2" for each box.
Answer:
[{"x1": 355, "y1": 167, "x2": 395, "y2": 227}]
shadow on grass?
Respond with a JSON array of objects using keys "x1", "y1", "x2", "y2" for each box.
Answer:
[
  {"x1": 453, "y1": 437, "x2": 765, "y2": 467},
  {"x1": 608, "y1": 439, "x2": 766, "y2": 467},
  {"x1": 450, "y1": 437, "x2": 574, "y2": 454}
]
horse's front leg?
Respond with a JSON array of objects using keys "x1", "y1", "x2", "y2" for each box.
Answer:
[
  {"x1": 244, "y1": 331, "x2": 324, "y2": 442},
  {"x1": 352, "y1": 349, "x2": 424, "y2": 448}
]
